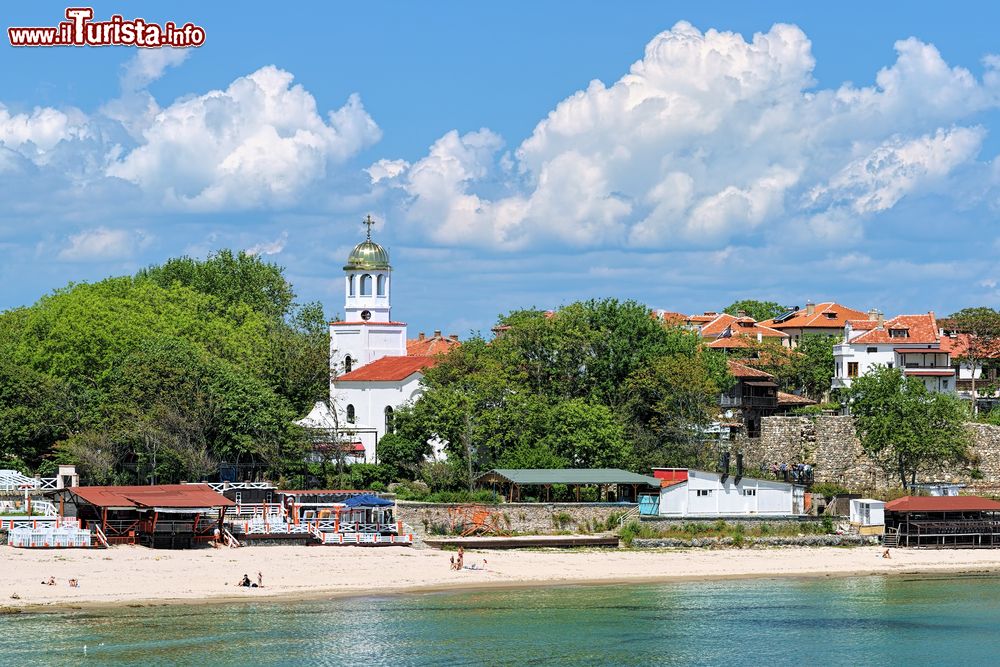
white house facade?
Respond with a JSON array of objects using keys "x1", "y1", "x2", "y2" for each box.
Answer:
[
  {"x1": 832, "y1": 313, "x2": 956, "y2": 394},
  {"x1": 652, "y1": 468, "x2": 805, "y2": 517}
]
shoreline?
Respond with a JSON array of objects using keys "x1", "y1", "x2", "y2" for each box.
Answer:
[{"x1": 7, "y1": 544, "x2": 1000, "y2": 614}]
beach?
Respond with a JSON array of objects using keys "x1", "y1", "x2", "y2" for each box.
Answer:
[{"x1": 6, "y1": 544, "x2": 1000, "y2": 611}]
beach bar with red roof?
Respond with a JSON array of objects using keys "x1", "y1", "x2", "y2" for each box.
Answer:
[
  {"x1": 885, "y1": 495, "x2": 1000, "y2": 548},
  {"x1": 51, "y1": 484, "x2": 234, "y2": 549}
]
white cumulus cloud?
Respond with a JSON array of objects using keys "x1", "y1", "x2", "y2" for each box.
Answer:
[
  {"x1": 57, "y1": 227, "x2": 150, "y2": 262},
  {"x1": 389, "y1": 22, "x2": 1000, "y2": 251},
  {"x1": 106, "y1": 66, "x2": 381, "y2": 210}
]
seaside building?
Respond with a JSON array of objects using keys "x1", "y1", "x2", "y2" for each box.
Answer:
[
  {"x1": 50, "y1": 484, "x2": 234, "y2": 549},
  {"x1": 474, "y1": 468, "x2": 660, "y2": 503},
  {"x1": 831, "y1": 313, "x2": 956, "y2": 393},
  {"x1": 650, "y1": 468, "x2": 807, "y2": 517},
  {"x1": 884, "y1": 495, "x2": 1000, "y2": 548}
]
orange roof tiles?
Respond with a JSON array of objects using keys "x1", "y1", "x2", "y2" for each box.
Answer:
[
  {"x1": 850, "y1": 314, "x2": 940, "y2": 345},
  {"x1": 761, "y1": 302, "x2": 869, "y2": 330},
  {"x1": 68, "y1": 484, "x2": 234, "y2": 509},
  {"x1": 940, "y1": 333, "x2": 1000, "y2": 358},
  {"x1": 885, "y1": 496, "x2": 1000, "y2": 512},
  {"x1": 406, "y1": 333, "x2": 460, "y2": 356},
  {"x1": 727, "y1": 360, "x2": 775, "y2": 379},
  {"x1": 699, "y1": 313, "x2": 788, "y2": 339},
  {"x1": 777, "y1": 391, "x2": 816, "y2": 406},
  {"x1": 336, "y1": 355, "x2": 439, "y2": 382}
]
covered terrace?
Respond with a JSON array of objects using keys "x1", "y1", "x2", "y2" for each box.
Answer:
[
  {"x1": 885, "y1": 495, "x2": 1000, "y2": 548},
  {"x1": 474, "y1": 468, "x2": 660, "y2": 503}
]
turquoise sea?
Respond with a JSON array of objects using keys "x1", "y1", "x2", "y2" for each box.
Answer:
[{"x1": 2, "y1": 574, "x2": 1000, "y2": 666}]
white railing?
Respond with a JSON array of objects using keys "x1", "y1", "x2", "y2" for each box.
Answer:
[
  {"x1": 206, "y1": 482, "x2": 274, "y2": 492},
  {"x1": 240, "y1": 519, "x2": 312, "y2": 536},
  {"x1": 319, "y1": 532, "x2": 413, "y2": 546},
  {"x1": 0, "y1": 470, "x2": 59, "y2": 492},
  {"x1": 32, "y1": 500, "x2": 58, "y2": 516},
  {"x1": 94, "y1": 524, "x2": 109, "y2": 548},
  {"x1": 0, "y1": 516, "x2": 78, "y2": 530},
  {"x1": 226, "y1": 503, "x2": 285, "y2": 518},
  {"x1": 8, "y1": 524, "x2": 92, "y2": 548},
  {"x1": 222, "y1": 527, "x2": 240, "y2": 548}
]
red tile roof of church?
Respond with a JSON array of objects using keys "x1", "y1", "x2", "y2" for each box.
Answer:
[{"x1": 336, "y1": 355, "x2": 440, "y2": 382}]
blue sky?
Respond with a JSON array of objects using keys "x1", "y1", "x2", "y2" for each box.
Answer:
[{"x1": 2, "y1": 2, "x2": 1000, "y2": 337}]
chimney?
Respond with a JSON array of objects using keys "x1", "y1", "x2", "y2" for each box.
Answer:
[
  {"x1": 418, "y1": 332, "x2": 425, "y2": 341},
  {"x1": 878, "y1": 311, "x2": 884, "y2": 324},
  {"x1": 449, "y1": 334, "x2": 459, "y2": 342},
  {"x1": 737, "y1": 309, "x2": 747, "y2": 318},
  {"x1": 806, "y1": 300, "x2": 815, "y2": 316},
  {"x1": 433, "y1": 329, "x2": 442, "y2": 338},
  {"x1": 867, "y1": 308, "x2": 878, "y2": 321},
  {"x1": 704, "y1": 311, "x2": 717, "y2": 316}
]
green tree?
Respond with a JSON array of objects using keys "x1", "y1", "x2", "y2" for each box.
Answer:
[
  {"x1": 624, "y1": 352, "x2": 728, "y2": 469},
  {"x1": 723, "y1": 300, "x2": 787, "y2": 322},
  {"x1": 848, "y1": 365, "x2": 970, "y2": 487},
  {"x1": 949, "y1": 307, "x2": 1000, "y2": 415},
  {"x1": 540, "y1": 399, "x2": 629, "y2": 468},
  {"x1": 789, "y1": 334, "x2": 837, "y2": 400}
]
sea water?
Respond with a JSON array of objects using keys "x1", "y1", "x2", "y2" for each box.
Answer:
[{"x1": 2, "y1": 574, "x2": 999, "y2": 666}]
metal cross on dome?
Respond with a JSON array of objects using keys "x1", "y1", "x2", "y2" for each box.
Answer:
[{"x1": 363, "y1": 214, "x2": 376, "y2": 240}]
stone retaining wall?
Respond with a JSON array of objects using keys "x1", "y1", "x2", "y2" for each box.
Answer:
[
  {"x1": 396, "y1": 501, "x2": 633, "y2": 540},
  {"x1": 741, "y1": 416, "x2": 1000, "y2": 492}
]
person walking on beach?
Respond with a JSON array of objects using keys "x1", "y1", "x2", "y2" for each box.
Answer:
[{"x1": 257, "y1": 572, "x2": 263, "y2": 588}]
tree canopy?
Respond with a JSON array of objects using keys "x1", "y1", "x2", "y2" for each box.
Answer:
[
  {"x1": 723, "y1": 300, "x2": 787, "y2": 322},
  {"x1": 847, "y1": 365, "x2": 970, "y2": 487},
  {"x1": 0, "y1": 251, "x2": 328, "y2": 483},
  {"x1": 389, "y1": 299, "x2": 731, "y2": 489}
]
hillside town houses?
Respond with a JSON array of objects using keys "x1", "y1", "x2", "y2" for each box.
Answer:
[{"x1": 296, "y1": 219, "x2": 998, "y2": 463}]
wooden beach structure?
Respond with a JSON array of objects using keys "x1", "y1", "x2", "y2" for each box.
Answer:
[
  {"x1": 50, "y1": 484, "x2": 234, "y2": 549},
  {"x1": 884, "y1": 496, "x2": 1000, "y2": 548},
  {"x1": 474, "y1": 468, "x2": 660, "y2": 503}
]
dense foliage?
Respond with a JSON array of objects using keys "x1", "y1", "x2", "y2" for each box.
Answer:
[
  {"x1": 0, "y1": 251, "x2": 330, "y2": 484},
  {"x1": 722, "y1": 300, "x2": 787, "y2": 322},
  {"x1": 386, "y1": 299, "x2": 733, "y2": 489},
  {"x1": 847, "y1": 365, "x2": 970, "y2": 487}
]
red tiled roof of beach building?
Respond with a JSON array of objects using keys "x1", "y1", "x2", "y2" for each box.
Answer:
[
  {"x1": 885, "y1": 495, "x2": 1000, "y2": 512},
  {"x1": 850, "y1": 313, "x2": 940, "y2": 345},
  {"x1": 336, "y1": 355, "x2": 440, "y2": 382},
  {"x1": 68, "y1": 484, "x2": 233, "y2": 509}
]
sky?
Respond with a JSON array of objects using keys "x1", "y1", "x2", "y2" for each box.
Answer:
[{"x1": 2, "y1": 1, "x2": 1000, "y2": 337}]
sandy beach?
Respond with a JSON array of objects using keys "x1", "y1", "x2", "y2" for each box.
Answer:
[{"x1": 6, "y1": 544, "x2": 1000, "y2": 611}]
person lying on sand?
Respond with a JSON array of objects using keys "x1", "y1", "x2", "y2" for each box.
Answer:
[
  {"x1": 42, "y1": 577, "x2": 56, "y2": 586},
  {"x1": 68, "y1": 579, "x2": 79, "y2": 588}
]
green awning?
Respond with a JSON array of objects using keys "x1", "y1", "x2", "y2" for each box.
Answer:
[{"x1": 475, "y1": 468, "x2": 660, "y2": 487}]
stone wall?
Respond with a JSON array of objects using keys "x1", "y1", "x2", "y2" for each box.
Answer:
[
  {"x1": 740, "y1": 416, "x2": 1000, "y2": 492},
  {"x1": 395, "y1": 501, "x2": 632, "y2": 541}
]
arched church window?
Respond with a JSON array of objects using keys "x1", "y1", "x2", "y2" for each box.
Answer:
[
  {"x1": 347, "y1": 404, "x2": 356, "y2": 423},
  {"x1": 348, "y1": 275, "x2": 355, "y2": 296},
  {"x1": 377, "y1": 274, "x2": 386, "y2": 296},
  {"x1": 360, "y1": 274, "x2": 372, "y2": 296},
  {"x1": 344, "y1": 356, "x2": 353, "y2": 373},
  {"x1": 384, "y1": 406, "x2": 394, "y2": 433}
]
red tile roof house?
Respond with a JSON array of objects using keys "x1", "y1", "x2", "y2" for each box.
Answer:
[
  {"x1": 694, "y1": 312, "x2": 790, "y2": 351},
  {"x1": 831, "y1": 312, "x2": 956, "y2": 394},
  {"x1": 723, "y1": 360, "x2": 780, "y2": 437},
  {"x1": 760, "y1": 301, "x2": 871, "y2": 347},
  {"x1": 939, "y1": 332, "x2": 1000, "y2": 402}
]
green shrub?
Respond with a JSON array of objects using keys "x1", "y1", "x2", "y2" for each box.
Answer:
[
  {"x1": 551, "y1": 511, "x2": 574, "y2": 529},
  {"x1": 821, "y1": 516, "x2": 835, "y2": 534},
  {"x1": 790, "y1": 402, "x2": 841, "y2": 416},
  {"x1": 811, "y1": 482, "x2": 851, "y2": 499}
]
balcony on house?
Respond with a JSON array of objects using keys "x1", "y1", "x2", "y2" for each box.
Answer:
[
  {"x1": 895, "y1": 348, "x2": 953, "y2": 374},
  {"x1": 720, "y1": 380, "x2": 778, "y2": 409}
]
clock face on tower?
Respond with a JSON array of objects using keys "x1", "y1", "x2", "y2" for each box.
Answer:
[{"x1": 361, "y1": 310, "x2": 372, "y2": 321}]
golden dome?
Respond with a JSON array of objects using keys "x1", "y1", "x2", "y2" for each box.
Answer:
[{"x1": 344, "y1": 214, "x2": 390, "y2": 271}]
